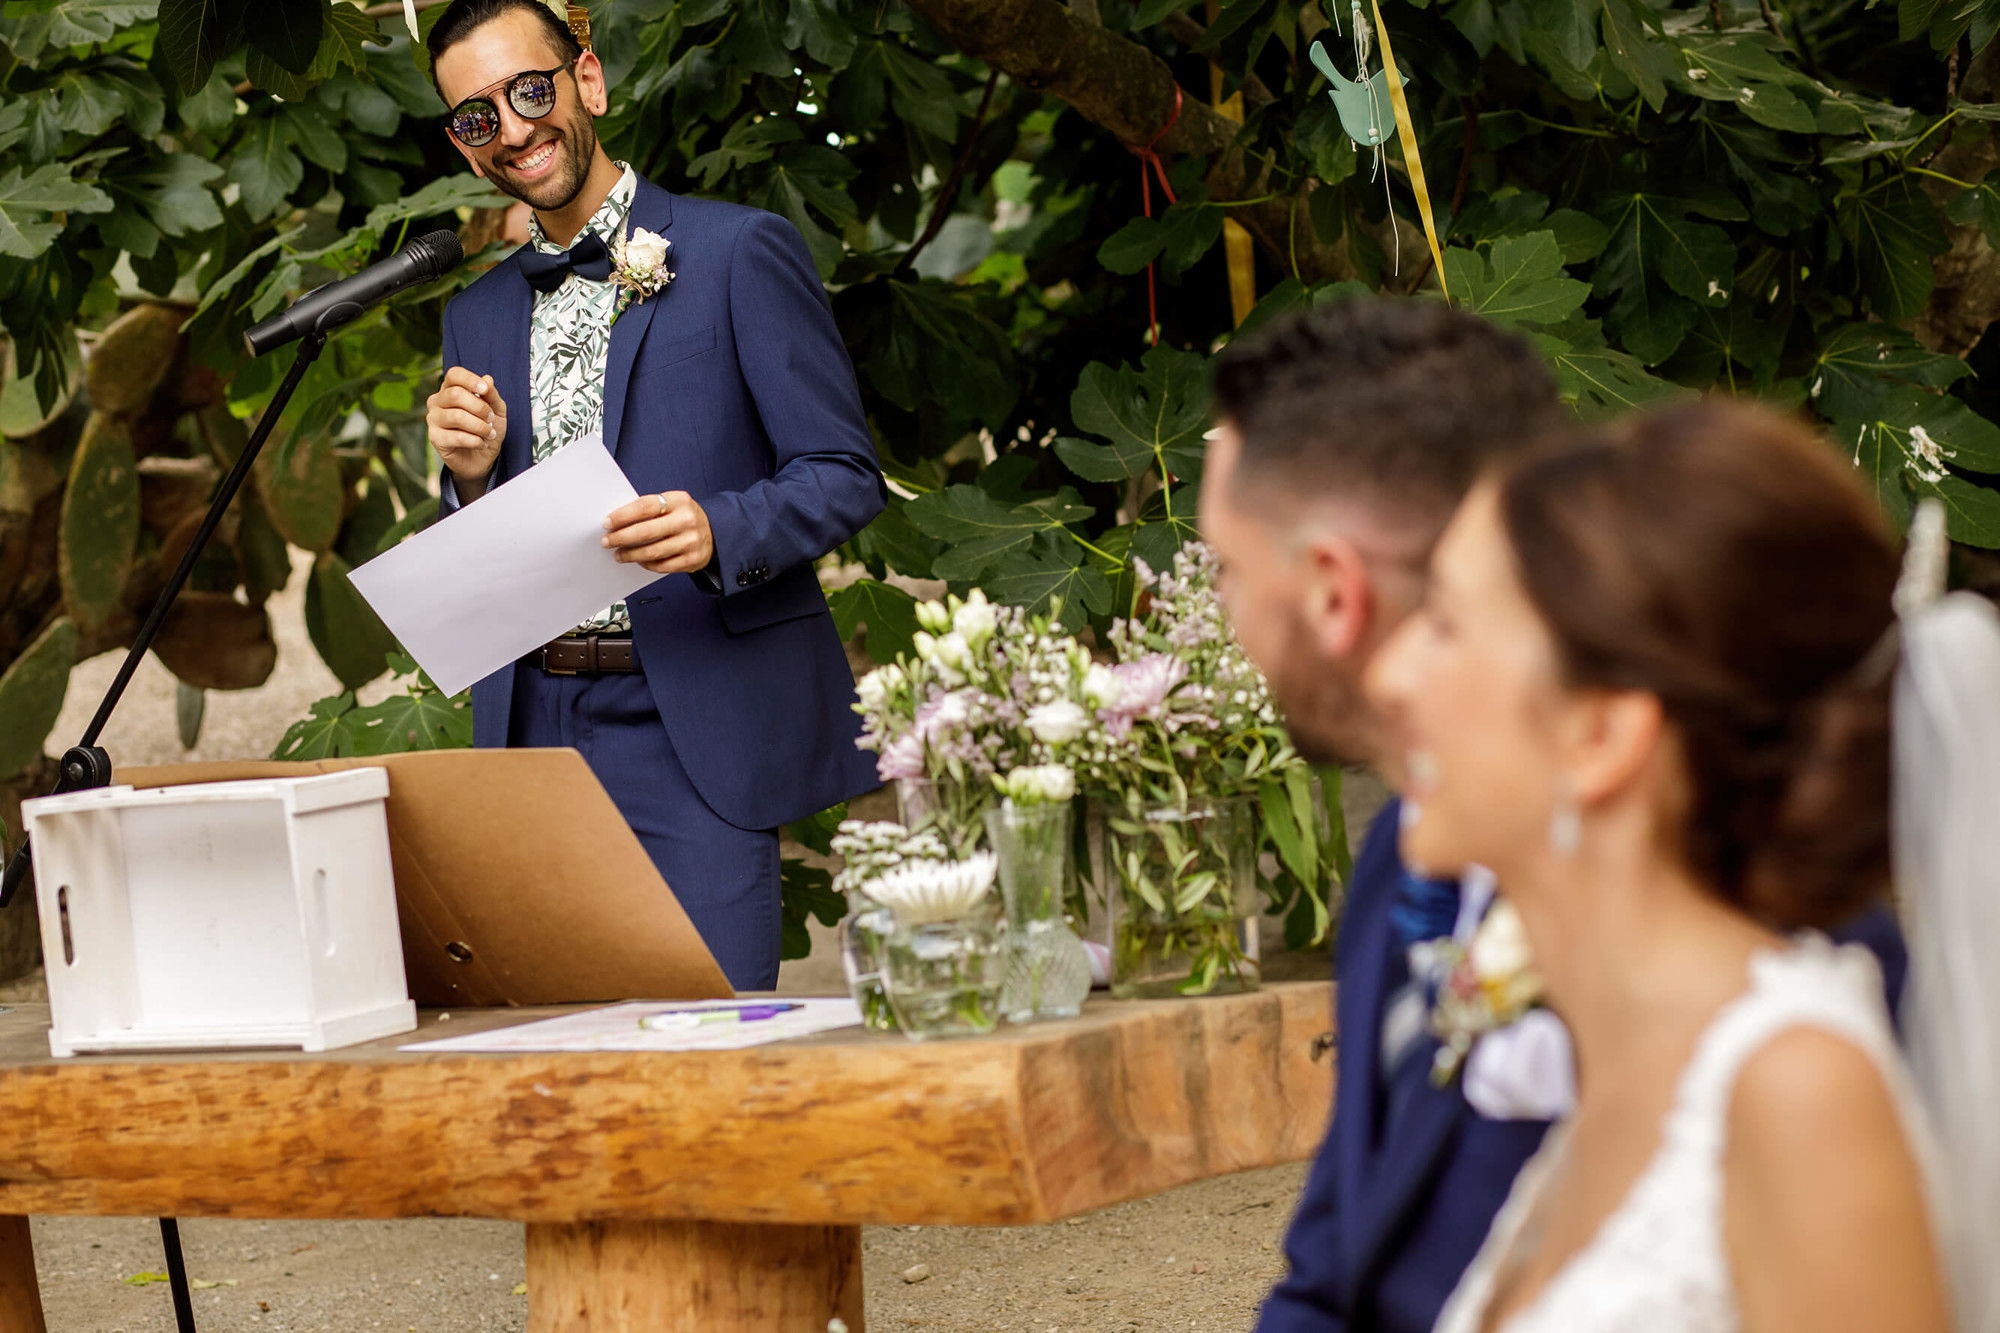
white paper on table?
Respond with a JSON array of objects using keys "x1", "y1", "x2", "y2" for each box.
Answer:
[
  {"x1": 348, "y1": 434, "x2": 657, "y2": 696},
  {"x1": 398, "y1": 999, "x2": 865, "y2": 1053}
]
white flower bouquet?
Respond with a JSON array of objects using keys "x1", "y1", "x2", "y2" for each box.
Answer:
[{"x1": 853, "y1": 590, "x2": 1097, "y2": 856}]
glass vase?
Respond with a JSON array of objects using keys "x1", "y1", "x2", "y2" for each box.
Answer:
[
  {"x1": 894, "y1": 775, "x2": 994, "y2": 859},
  {"x1": 985, "y1": 800, "x2": 1092, "y2": 1023},
  {"x1": 838, "y1": 891, "x2": 898, "y2": 1032},
  {"x1": 1094, "y1": 794, "x2": 1261, "y2": 999},
  {"x1": 879, "y1": 900, "x2": 1005, "y2": 1041}
]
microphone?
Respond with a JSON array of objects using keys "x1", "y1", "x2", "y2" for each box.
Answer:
[{"x1": 243, "y1": 229, "x2": 465, "y2": 356}]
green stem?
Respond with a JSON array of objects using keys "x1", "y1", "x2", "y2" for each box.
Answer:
[{"x1": 1908, "y1": 165, "x2": 1977, "y2": 191}]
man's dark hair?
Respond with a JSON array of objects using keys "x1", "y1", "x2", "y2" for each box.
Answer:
[
  {"x1": 425, "y1": 0, "x2": 583, "y2": 96},
  {"x1": 1210, "y1": 298, "x2": 1563, "y2": 532}
]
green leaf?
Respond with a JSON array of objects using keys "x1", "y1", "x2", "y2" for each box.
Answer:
[
  {"x1": 1828, "y1": 385, "x2": 2000, "y2": 474},
  {"x1": 1231, "y1": 277, "x2": 1371, "y2": 342},
  {"x1": 271, "y1": 691, "x2": 360, "y2": 760},
  {"x1": 187, "y1": 225, "x2": 307, "y2": 326},
  {"x1": 177, "y1": 71, "x2": 238, "y2": 136},
  {"x1": 1053, "y1": 434, "x2": 1152, "y2": 483},
  {"x1": 304, "y1": 552, "x2": 400, "y2": 690},
  {"x1": 309, "y1": 2, "x2": 385, "y2": 79},
  {"x1": 230, "y1": 116, "x2": 305, "y2": 222},
  {"x1": 1946, "y1": 168, "x2": 2000, "y2": 251},
  {"x1": 129, "y1": 153, "x2": 227, "y2": 238},
  {"x1": 157, "y1": 0, "x2": 240, "y2": 97},
  {"x1": 0, "y1": 617, "x2": 76, "y2": 779},
  {"x1": 687, "y1": 116, "x2": 804, "y2": 188},
  {"x1": 1097, "y1": 201, "x2": 1225, "y2": 278},
  {"x1": 1531, "y1": 329, "x2": 1684, "y2": 420},
  {"x1": 982, "y1": 550, "x2": 1112, "y2": 631},
  {"x1": 176, "y1": 680, "x2": 206, "y2": 751},
  {"x1": 283, "y1": 103, "x2": 347, "y2": 173},
  {"x1": 1811, "y1": 323, "x2": 1970, "y2": 421},
  {"x1": 827, "y1": 578, "x2": 922, "y2": 663},
  {"x1": 345, "y1": 683, "x2": 473, "y2": 754},
  {"x1": 786, "y1": 0, "x2": 856, "y2": 67},
  {"x1": 0, "y1": 163, "x2": 113, "y2": 259},
  {"x1": 1593, "y1": 192, "x2": 1735, "y2": 363},
  {"x1": 1838, "y1": 179, "x2": 1949, "y2": 321},
  {"x1": 1922, "y1": 474, "x2": 2000, "y2": 547},
  {"x1": 1674, "y1": 36, "x2": 1818, "y2": 133},
  {"x1": 1597, "y1": 0, "x2": 1671, "y2": 110},
  {"x1": 859, "y1": 279, "x2": 1017, "y2": 429},
  {"x1": 779, "y1": 859, "x2": 842, "y2": 962},
  {"x1": 1442, "y1": 230, "x2": 1589, "y2": 328},
  {"x1": 58, "y1": 415, "x2": 140, "y2": 631},
  {"x1": 910, "y1": 486, "x2": 1094, "y2": 581},
  {"x1": 1070, "y1": 345, "x2": 1212, "y2": 483},
  {"x1": 0, "y1": 1, "x2": 153, "y2": 64},
  {"x1": 783, "y1": 801, "x2": 847, "y2": 859},
  {"x1": 246, "y1": 0, "x2": 325, "y2": 77}
]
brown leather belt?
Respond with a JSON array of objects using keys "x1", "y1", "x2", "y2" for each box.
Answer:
[{"x1": 526, "y1": 634, "x2": 638, "y2": 675}]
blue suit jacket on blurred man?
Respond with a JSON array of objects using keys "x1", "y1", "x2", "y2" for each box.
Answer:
[
  {"x1": 438, "y1": 176, "x2": 885, "y2": 989},
  {"x1": 1257, "y1": 799, "x2": 1909, "y2": 1333}
]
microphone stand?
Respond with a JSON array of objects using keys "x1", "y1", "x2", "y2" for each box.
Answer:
[{"x1": 0, "y1": 319, "x2": 336, "y2": 1333}]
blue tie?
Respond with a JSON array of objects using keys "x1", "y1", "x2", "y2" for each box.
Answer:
[
  {"x1": 519, "y1": 230, "x2": 613, "y2": 293},
  {"x1": 1390, "y1": 871, "x2": 1461, "y2": 953}
]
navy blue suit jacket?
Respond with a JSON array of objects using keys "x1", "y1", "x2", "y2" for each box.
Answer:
[
  {"x1": 1258, "y1": 800, "x2": 1910, "y2": 1333},
  {"x1": 438, "y1": 177, "x2": 886, "y2": 831}
]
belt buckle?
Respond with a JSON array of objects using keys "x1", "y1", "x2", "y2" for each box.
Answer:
[{"x1": 542, "y1": 645, "x2": 579, "y2": 675}]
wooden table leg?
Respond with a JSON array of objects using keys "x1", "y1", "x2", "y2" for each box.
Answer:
[
  {"x1": 526, "y1": 1219, "x2": 863, "y2": 1332},
  {"x1": 0, "y1": 1216, "x2": 47, "y2": 1333}
]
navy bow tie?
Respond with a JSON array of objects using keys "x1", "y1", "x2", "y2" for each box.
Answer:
[{"x1": 520, "y1": 229, "x2": 613, "y2": 293}]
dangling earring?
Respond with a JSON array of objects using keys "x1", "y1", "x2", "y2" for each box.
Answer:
[{"x1": 1549, "y1": 784, "x2": 1582, "y2": 856}]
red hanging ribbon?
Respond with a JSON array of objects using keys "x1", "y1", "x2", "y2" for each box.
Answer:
[{"x1": 1126, "y1": 82, "x2": 1183, "y2": 347}]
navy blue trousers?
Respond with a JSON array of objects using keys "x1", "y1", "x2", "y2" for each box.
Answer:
[{"x1": 508, "y1": 664, "x2": 782, "y2": 990}]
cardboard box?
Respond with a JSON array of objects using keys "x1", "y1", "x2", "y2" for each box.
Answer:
[{"x1": 119, "y1": 749, "x2": 734, "y2": 1008}]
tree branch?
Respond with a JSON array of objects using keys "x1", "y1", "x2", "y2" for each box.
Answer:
[
  {"x1": 895, "y1": 69, "x2": 1004, "y2": 278},
  {"x1": 902, "y1": 0, "x2": 1353, "y2": 284}
]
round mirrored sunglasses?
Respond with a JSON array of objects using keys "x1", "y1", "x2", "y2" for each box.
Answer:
[{"x1": 447, "y1": 63, "x2": 570, "y2": 148}]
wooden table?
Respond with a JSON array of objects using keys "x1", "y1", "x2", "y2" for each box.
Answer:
[{"x1": 0, "y1": 984, "x2": 1333, "y2": 1332}]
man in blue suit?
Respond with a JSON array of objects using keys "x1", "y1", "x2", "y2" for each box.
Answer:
[
  {"x1": 421, "y1": 0, "x2": 884, "y2": 989},
  {"x1": 1199, "y1": 301, "x2": 1910, "y2": 1333},
  {"x1": 1199, "y1": 302, "x2": 1566, "y2": 1333}
]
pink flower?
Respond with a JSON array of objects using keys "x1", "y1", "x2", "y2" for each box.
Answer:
[
  {"x1": 877, "y1": 733, "x2": 926, "y2": 781},
  {"x1": 1098, "y1": 654, "x2": 1187, "y2": 734}
]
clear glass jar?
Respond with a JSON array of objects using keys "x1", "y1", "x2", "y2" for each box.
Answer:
[
  {"x1": 1094, "y1": 794, "x2": 1261, "y2": 999},
  {"x1": 985, "y1": 800, "x2": 1091, "y2": 1023},
  {"x1": 879, "y1": 899, "x2": 1005, "y2": 1040},
  {"x1": 838, "y1": 890, "x2": 898, "y2": 1032},
  {"x1": 894, "y1": 775, "x2": 993, "y2": 859}
]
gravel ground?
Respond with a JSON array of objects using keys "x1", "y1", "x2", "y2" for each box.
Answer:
[
  {"x1": 18, "y1": 554, "x2": 1364, "y2": 1332},
  {"x1": 31, "y1": 1162, "x2": 1307, "y2": 1332}
]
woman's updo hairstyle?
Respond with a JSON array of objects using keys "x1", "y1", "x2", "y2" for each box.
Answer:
[{"x1": 1494, "y1": 398, "x2": 1898, "y2": 931}]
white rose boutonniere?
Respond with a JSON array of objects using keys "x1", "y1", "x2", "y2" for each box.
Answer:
[
  {"x1": 611, "y1": 226, "x2": 674, "y2": 323},
  {"x1": 1427, "y1": 898, "x2": 1546, "y2": 1088}
]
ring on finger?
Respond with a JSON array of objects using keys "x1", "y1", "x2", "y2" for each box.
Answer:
[{"x1": 656, "y1": 492, "x2": 670, "y2": 516}]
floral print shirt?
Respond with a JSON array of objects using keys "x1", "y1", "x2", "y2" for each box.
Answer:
[{"x1": 527, "y1": 162, "x2": 636, "y2": 634}]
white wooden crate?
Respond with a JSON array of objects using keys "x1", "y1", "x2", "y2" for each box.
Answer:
[{"x1": 21, "y1": 768, "x2": 416, "y2": 1056}]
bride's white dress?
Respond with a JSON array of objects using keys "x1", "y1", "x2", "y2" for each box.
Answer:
[{"x1": 1433, "y1": 938, "x2": 1929, "y2": 1333}]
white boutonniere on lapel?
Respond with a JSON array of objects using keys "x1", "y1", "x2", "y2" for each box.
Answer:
[
  {"x1": 611, "y1": 226, "x2": 674, "y2": 324},
  {"x1": 1426, "y1": 898, "x2": 1547, "y2": 1088}
]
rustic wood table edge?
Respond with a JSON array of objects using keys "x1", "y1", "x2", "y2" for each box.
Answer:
[{"x1": 0, "y1": 983, "x2": 1336, "y2": 1333}]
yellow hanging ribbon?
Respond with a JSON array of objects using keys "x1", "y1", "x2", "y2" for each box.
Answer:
[{"x1": 1369, "y1": 0, "x2": 1447, "y2": 298}]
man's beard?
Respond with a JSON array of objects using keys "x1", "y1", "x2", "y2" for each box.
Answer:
[
  {"x1": 1263, "y1": 612, "x2": 1378, "y2": 769},
  {"x1": 488, "y1": 115, "x2": 597, "y2": 213}
]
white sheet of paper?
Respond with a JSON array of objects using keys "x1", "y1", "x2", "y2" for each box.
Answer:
[
  {"x1": 398, "y1": 999, "x2": 865, "y2": 1053},
  {"x1": 348, "y1": 434, "x2": 657, "y2": 696}
]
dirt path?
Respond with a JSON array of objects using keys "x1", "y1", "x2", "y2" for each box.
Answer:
[{"x1": 31, "y1": 1161, "x2": 1307, "y2": 1332}]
